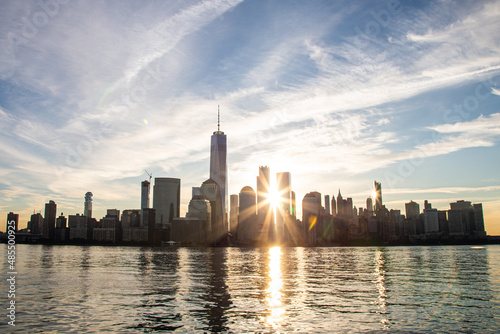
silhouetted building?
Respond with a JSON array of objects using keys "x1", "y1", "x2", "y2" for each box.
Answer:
[
  {"x1": 331, "y1": 195, "x2": 337, "y2": 217},
  {"x1": 366, "y1": 197, "x2": 373, "y2": 216},
  {"x1": 153, "y1": 177, "x2": 180, "y2": 238},
  {"x1": 423, "y1": 208, "x2": 439, "y2": 233},
  {"x1": 230, "y1": 194, "x2": 239, "y2": 237},
  {"x1": 405, "y1": 200, "x2": 420, "y2": 219},
  {"x1": 172, "y1": 187, "x2": 212, "y2": 245},
  {"x1": 238, "y1": 186, "x2": 257, "y2": 245},
  {"x1": 55, "y1": 213, "x2": 69, "y2": 242},
  {"x1": 448, "y1": 200, "x2": 486, "y2": 238},
  {"x1": 84, "y1": 192, "x2": 93, "y2": 218},
  {"x1": 141, "y1": 181, "x2": 150, "y2": 210},
  {"x1": 69, "y1": 214, "x2": 92, "y2": 241},
  {"x1": 43, "y1": 200, "x2": 57, "y2": 240},
  {"x1": 276, "y1": 171, "x2": 292, "y2": 243},
  {"x1": 325, "y1": 195, "x2": 331, "y2": 215},
  {"x1": 94, "y1": 211, "x2": 121, "y2": 243},
  {"x1": 201, "y1": 179, "x2": 225, "y2": 244},
  {"x1": 374, "y1": 181, "x2": 382, "y2": 211},
  {"x1": 473, "y1": 204, "x2": 486, "y2": 237},
  {"x1": 302, "y1": 192, "x2": 321, "y2": 245},
  {"x1": 28, "y1": 213, "x2": 43, "y2": 234},
  {"x1": 122, "y1": 209, "x2": 140, "y2": 229},
  {"x1": 257, "y1": 166, "x2": 272, "y2": 243},
  {"x1": 6, "y1": 212, "x2": 19, "y2": 232},
  {"x1": 337, "y1": 190, "x2": 344, "y2": 216},
  {"x1": 438, "y1": 210, "x2": 449, "y2": 235},
  {"x1": 210, "y1": 108, "x2": 228, "y2": 235}
]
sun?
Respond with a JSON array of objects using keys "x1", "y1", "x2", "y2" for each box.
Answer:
[{"x1": 262, "y1": 182, "x2": 282, "y2": 211}]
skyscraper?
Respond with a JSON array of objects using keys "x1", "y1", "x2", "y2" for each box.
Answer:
[
  {"x1": 405, "y1": 200, "x2": 420, "y2": 219},
  {"x1": 230, "y1": 194, "x2": 239, "y2": 236},
  {"x1": 325, "y1": 195, "x2": 330, "y2": 215},
  {"x1": 302, "y1": 192, "x2": 321, "y2": 244},
  {"x1": 337, "y1": 190, "x2": 343, "y2": 216},
  {"x1": 374, "y1": 181, "x2": 382, "y2": 211},
  {"x1": 276, "y1": 171, "x2": 292, "y2": 243},
  {"x1": 141, "y1": 180, "x2": 151, "y2": 229},
  {"x1": 238, "y1": 186, "x2": 257, "y2": 244},
  {"x1": 141, "y1": 180, "x2": 150, "y2": 210},
  {"x1": 257, "y1": 166, "x2": 272, "y2": 242},
  {"x1": 366, "y1": 197, "x2": 373, "y2": 216},
  {"x1": 210, "y1": 107, "x2": 228, "y2": 234},
  {"x1": 44, "y1": 200, "x2": 57, "y2": 240},
  {"x1": 153, "y1": 178, "x2": 180, "y2": 229},
  {"x1": 84, "y1": 192, "x2": 93, "y2": 218},
  {"x1": 331, "y1": 196, "x2": 337, "y2": 217},
  {"x1": 6, "y1": 212, "x2": 19, "y2": 232}
]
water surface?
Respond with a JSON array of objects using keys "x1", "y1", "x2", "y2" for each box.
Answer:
[{"x1": 1, "y1": 244, "x2": 499, "y2": 333}]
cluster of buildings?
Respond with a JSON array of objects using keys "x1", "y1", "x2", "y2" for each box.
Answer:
[{"x1": 3, "y1": 111, "x2": 489, "y2": 246}]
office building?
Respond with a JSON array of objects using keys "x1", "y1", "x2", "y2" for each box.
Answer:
[
  {"x1": 44, "y1": 200, "x2": 57, "y2": 240},
  {"x1": 153, "y1": 177, "x2": 180, "y2": 229},
  {"x1": 172, "y1": 188, "x2": 212, "y2": 245},
  {"x1": 68, "y1": 214, "x2": 92, "y2": 241},
  {"x1": 337, "y1": 190, "x2": 343, "y2": 216},
  {"x1": 84, "y1": 192, "x2": 93, "y2": 218},
  {"x1": 230, "y1": 194, "x2": 239, "y2": 236},
  {"x1": 28, "y1": 213, "x2": 43, "y2": 234},
  {"x1": 366, "y1": 197, "x2": 373, "y2": 216},
  {"x1": 276, "y1": 171, "x2": 292, "y2": 243},
  {"x1": 302, "y1": 192, "x2": 321, "y2": 245},
  {"x1": 6, "y1": 212, "x2": 19, "y2": 232},
  {"x1": 210, "y1": 107, "x2": 228, "y2": 234},
  {"x1": 257, "y1": 166, "x2": 272, "y2": 242},
  {"x1": 325, "y1": 195, "x2": 330, "y2": 215},
  {"x1": 374, "y1": 181, "x2": 382, "y2": 211},
  {"x1": 237, "y1": 186, "x2": 257, "y2": 244},
  {"x1": 405, "y1": 200, "x2": 420, "y2": 219},
  {"x1": 141, "y1": 181, "x2": 150, "y2": 210}
]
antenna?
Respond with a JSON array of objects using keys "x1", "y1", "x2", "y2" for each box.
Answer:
[
  {"x1": 144, "y1": 170, "x2": 152, "y2": 183},
  {"x1": 218, "y1": 105, "x2": 220, "y2": 132}
]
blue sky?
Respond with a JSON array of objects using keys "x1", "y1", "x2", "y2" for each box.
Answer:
[{"x1": 1, "y1": 0, "x2": 500, "y2": 234}]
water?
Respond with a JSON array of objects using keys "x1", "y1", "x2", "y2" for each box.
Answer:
[{"x1": 1, "y1": 244, "x2": 499, "y2": 333}]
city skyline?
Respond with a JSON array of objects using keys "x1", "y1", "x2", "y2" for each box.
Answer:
[{"x1": 1, "y1": 0, "x2": 500, "y2": 234}]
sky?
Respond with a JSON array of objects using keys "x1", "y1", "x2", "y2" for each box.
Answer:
[{"x1": 1, "y1": 0, "x2": 500, "y2": 234}]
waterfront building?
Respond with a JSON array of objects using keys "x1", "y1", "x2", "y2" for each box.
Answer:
[
  {"x1": 325, "y1": 195, "x2": 331, "y2": 215},
  {"x1": 331, "y1": 195, "x2": 337, "y2": 217},
  {"x1": 276, "y1": 171, "x2": 292, "y2": 243},
  {"x1": 6, "y1": 212, "x2": 19, "y2": 232},
  {"x1": 374, "y1": 181, "x2": 382, "y2": 211},
  {"x1": 153, "y1": 178, "x2": 180, "y2": 231},
  {"x1": 257, "y1": 166, "x2": 272, "y2": 243},
  {"x1": 28, "y1": 213, "x2": 43, "y2": 234},
  {"x1": 302, "y1": 192, "x2": 321, "y2": 245},
  {"x1": 43, "y1": 200, "x2": 57, "y2": 240},
  {"x1": 230, "y1": 194, "x2": 239, "y2": 237},
  {"x1": 210, "y1": 107, "x2": 228, "y2": 235},
  {"x1": 84, "y1": 192, "x2": 93, "y2": 218},
  {"x1": 172, "y1": 188, "x2": 212, "y2": 245},
  {"x1": 237, "y1": 186, "x2": 257, "y2": 244}
]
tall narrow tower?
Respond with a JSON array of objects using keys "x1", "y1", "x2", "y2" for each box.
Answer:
[
  {"x1": 141, "y1": 181, "x2": 150, "y2": 210},
  {"x1": 84, "y1": 192, "x2": 93, "y2": 218},
  {"x1": 374, "y1": 181, "x2": 382, "y2": 211},
  {"x1": 210, "y1": 106, "x2": 228, "y2": 234}
]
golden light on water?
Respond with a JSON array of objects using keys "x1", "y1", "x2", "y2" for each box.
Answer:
[
  {"x1": 265, "y1": 246, "x2": 285, "y2": 330},
  {"x1": 374, "y1": 250, "x2": 388, "y2": 326}
]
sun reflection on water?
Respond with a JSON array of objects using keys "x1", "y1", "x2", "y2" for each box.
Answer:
[
  {"x1": 374, "y1": 250, "x2": 388, "y2": 326},
  {"x1": 265, "y1": 246, "x2": 285, "y2": 330}
]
